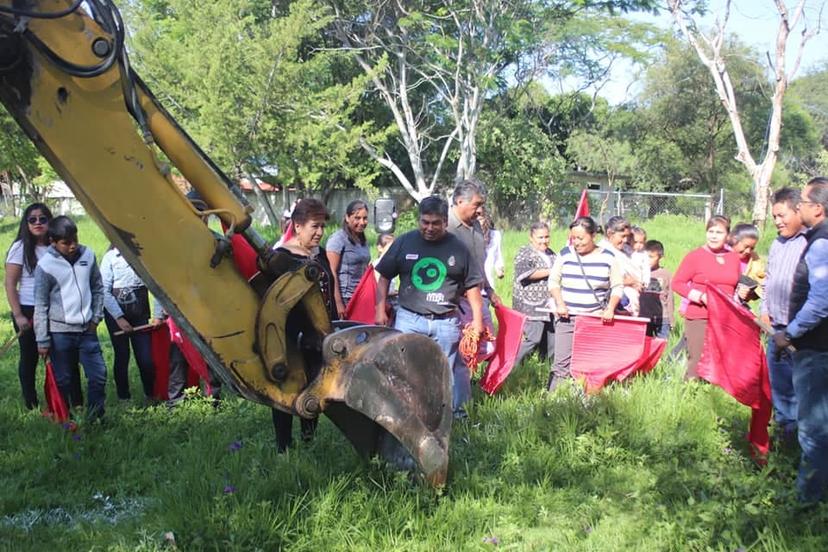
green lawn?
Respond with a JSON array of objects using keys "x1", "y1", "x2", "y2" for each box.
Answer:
[{"x1": 0, "y1": 214, "x2": 825, "y2": 551}]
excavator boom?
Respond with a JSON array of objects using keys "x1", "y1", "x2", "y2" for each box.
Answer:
[{"x1": 0, "y1": 0, "x2": 450, "y2": 485}]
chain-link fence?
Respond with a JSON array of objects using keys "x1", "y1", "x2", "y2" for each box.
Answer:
[{"x1": 497, "y1": 186, "x2": 757, "y2": 227}]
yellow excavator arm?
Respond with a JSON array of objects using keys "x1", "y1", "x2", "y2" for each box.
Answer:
[{"x1": 0, "y1": 0, "x2": 451, "y2": 485}]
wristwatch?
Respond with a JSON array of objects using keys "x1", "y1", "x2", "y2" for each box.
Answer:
[{"x1": 784, "y1": 330, "x2": 794, "y2": 342}]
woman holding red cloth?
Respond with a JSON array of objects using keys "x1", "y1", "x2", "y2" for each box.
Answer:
[{"x1": 672, "y1": 215, "x2": 741, "y2": 380}]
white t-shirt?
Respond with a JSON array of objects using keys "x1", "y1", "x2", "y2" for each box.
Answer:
[{"x1": 5, "y1": 240, "x2": 48, "y2": 306}]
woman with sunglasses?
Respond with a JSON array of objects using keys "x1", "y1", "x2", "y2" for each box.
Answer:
[{"x1": 4, "y1": 204, "x2": 80, "y2": 409}]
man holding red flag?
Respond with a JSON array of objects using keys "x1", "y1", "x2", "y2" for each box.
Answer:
[{"x1": 773, "y1": 177, "x2": 828, "y2": 504}]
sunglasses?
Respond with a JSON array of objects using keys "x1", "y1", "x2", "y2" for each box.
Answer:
[{"x1": 27, "y1": 216, "x2": 49, "y2": 225}]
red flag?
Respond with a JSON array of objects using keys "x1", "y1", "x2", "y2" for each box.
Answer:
[
  {"x1": 570, "y1": 315, "x2": 666, "y2": 393},
  {"x1": 574, "y1": 189, "x2": 590, "y2": 219},
  {"x1": 696, "y1": 285, "x2": 772, "y2": 458},
  {"x1": 43, "y1": 359, "x2": 69, "y2": 423},
  {"x1": 150, "y1": 324, "x2": 172, "y2": 400},
  {"x1": 479, "y1": 305, "x2": 527, "y2": 395},
  {"x1": 168, "y1": 317, "x2": 211, "y2": 395},
  {"x1": 220, "y1": 221, "x2": 259, "y2": 280},
  {"x1": 345, "y1": 265, "x2": 378, "y2": 324}
]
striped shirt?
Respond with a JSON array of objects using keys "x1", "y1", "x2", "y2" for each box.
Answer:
[
  {"x1": 760, "y1": 232, "x2": 807, "y2": 325},
  {"x1": 549, "y1": 246, "x2": 624, "y2": 314}
]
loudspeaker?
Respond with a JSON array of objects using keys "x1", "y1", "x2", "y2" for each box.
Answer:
[{"x1": 374, "y1": 198, "x2": 396, "y2": 233}]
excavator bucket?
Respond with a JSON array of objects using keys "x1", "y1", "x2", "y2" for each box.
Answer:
[
  {"x1": 255, "y1": 261, "x2": 452, "y2": 486},
  {"x1": 297, "y1": 326, "x2": 452, "y2": 487}
]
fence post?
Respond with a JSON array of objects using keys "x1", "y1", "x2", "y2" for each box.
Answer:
[
  {"x1": 616, "y1": 188, "x2": 622, "y2": 216},
  {"x1": 717, "y1": 188, "x2": 724, "y2": 215}
]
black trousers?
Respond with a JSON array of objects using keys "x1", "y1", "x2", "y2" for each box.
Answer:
[
  {"x1": 14, "y1": 305, "x2": 82, "y2": 409},
  {"x1": 513, "y1": 318, "x2": 555, "y2": 368},
  {"x1": 272, "y1": 408, "x2": 318, "y2": 452},
  {"x1": 104, "y1": 311, "x2": 155, "y2": 399}
]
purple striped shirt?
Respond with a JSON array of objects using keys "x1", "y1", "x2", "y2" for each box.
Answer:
[{"x1": 760, "y1": 232, "x2": 807, "y2": 325}]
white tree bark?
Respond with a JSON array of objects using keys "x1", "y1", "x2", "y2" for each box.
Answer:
[
  {"x1": 331, "y1": 0, "x2": 523, "y2": 201},
  {"x1": 667, "y1": 0, "x2": 822, "y2": 225}
]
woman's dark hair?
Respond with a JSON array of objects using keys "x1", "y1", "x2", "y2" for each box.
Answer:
[
  {"x1": 729, "y1": 223, "x2": 759, "y2": 245},
  {"x1": 569, "y1": 216, "x2": 597, "y2": 235},
  {"x1": 529, "y1": 221, "x2": 549, "y2": 234},
  {"x1": 342, "y1": 199, "x2": 368, "y2": 245},
  {"x1": 291, "y1": 198, "x2": 329, "y2": 225},
  {"x1": 706, "y1": 215, "x2": 731, "y2": 233},
  {"x1": 48, "y1": 216, "x2": 78, "y2": 242},
  {"x1": 9, "y1": 203, "x2": 53, "y2": 274}
]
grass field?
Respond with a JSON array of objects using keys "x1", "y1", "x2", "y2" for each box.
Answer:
[{"x1": 1, "y1": 214, "x2": 826, "y2": 551}]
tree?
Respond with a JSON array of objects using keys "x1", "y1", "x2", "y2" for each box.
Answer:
[
  {"x1": 329, "y1": 0, "x2": 658, "y2": 201},
  {"x1": 124, "y1": 0, "x2": 374, "y2": 221},
  {"x1": 788, "y1": 63, "x2": 828, "y2": 148},
  {"x1": 667, "y1": 0, "x2": 824, "y2": 224},
  {"x1": 0, "y1": 107, "x2": 44, "y2": 212},
  {"x1": 567, "y1": 124, "x2": 637, "y2": 221},
  {"x1": 475, "y1": 99, "x2": 567, "y2": 223}
]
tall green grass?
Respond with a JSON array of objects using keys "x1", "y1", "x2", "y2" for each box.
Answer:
[{"x1": 0, "y1": 215, "x2": 825, "y2": 551}]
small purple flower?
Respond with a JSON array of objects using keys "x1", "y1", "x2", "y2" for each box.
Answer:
[
  {"x1": 482, "y1": 536, "x2": 500, "y2": 546},
  {"x1": 223, "y1": 485, "x2": 236, "y2": 494},
  {"x1": 72, "y1": 434, "x2": 82, "y2": 442},
  {"x1": 228, "y1": 440, "x2": 243, "y2": 452},
  {"x1": 62, "y1": 422, "x2": 72, "y2": 430}
]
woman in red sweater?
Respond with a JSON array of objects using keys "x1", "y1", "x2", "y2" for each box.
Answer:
[{"x1": 672, "y1": 215, "x2": 741, "y2": 379}]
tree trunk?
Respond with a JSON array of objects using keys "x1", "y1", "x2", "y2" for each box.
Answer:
[
  {"x1": 668, "y1": 0, "x2": 818, "y2": 227},
  {"x1": 244, "y1": 169, "x2": 280, "y2": 229}
]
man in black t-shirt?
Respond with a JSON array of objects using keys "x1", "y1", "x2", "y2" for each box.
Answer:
[{"x1": 375, "y1": 196, "x2": 484, "y2": 418}]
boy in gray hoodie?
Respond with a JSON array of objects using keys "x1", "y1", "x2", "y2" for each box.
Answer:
[{"x1": 34, "y1": 216, "x2": 107, "y2": 419}]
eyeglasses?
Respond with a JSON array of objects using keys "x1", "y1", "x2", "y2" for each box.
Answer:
[
  {"x1": 799, "y1": 200, "x2": 816, "y2": 206},
  {"x1": 27, "y1": 216, "x2": 49, "y2": 225}
]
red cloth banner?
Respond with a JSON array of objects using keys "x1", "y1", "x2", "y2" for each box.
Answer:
[
  {"x1": 220, "y1": 221, "x2": 260, "y2": 280},
  {"x1": 574, "y1": 189, "x2": 590, "y2": 219},
  {"x1": 570, "y1": 315, "x2": 666, "y2": 393},
  {"x1": 696, "y1": 285, "x2": 772, "y2": 457},
  {"x1": 43, "y1": 359, "x2": 69, "y2": 423},
  {"x1": 150, "y1": 321, "x2": 204, "y2": 400},
  {"x1": 479, "y1": 305, "x2": 527, "y2": 395},
  {"x1": 150, "y1": 324, "x2": 172, "y2": 400},
  {"x1": 345, "y1": 265, "x2": 378, "y2": 324}
]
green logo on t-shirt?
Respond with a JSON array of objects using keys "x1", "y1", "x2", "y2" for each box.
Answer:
[{"x1": 411, "y1": 257, "x2": 447, "y2": 292}]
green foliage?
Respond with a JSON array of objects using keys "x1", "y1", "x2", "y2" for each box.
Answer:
[
  {"x1": 123, "y1": 0, "x2": 373, "y2": 193},
  {"x1": 1, "y1": 216, "x2": 826, "y2": 550},
  {"x1": 627, "y1": 35, "x2": 822, "y2": 194},
  {"x1": 788, "y1": 62, "x2": 828, "y2": 148},
  {"x1": 0, "y1": 107, "x2": 47, "y2": 205},
  {"x1": 476, "y1": 108, "x2": 567, "y2": 223}
]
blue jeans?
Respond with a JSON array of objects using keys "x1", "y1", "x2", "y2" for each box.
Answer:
[
  {"x1": 792, "y1": 350, "x2": 828, "y2": 503},
  {"x1": 656, "y1": 322, "x2": 671, "y2": 340},
  {"x1": 50, "y1": 331, "x2": 107, "y2": 418},
  {"x1": 394, "y1": 307, "x2": 461, "y2": 409},
  {"x1": 767, "y1": 325, "x2": 798, "y2": 432}
]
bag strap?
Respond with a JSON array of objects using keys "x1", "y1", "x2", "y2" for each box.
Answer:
[{"x1": 574, "y1": 251, "x2": 607, "y2": 308}]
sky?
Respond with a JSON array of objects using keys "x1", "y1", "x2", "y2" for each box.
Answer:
[{"x1": 594, "y1": 0, "x2": 828, "y2": 104}]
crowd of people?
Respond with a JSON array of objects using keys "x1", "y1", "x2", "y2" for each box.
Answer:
[{"x1": 5, "y1": 176, "x2": 828, "y2": 503}]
